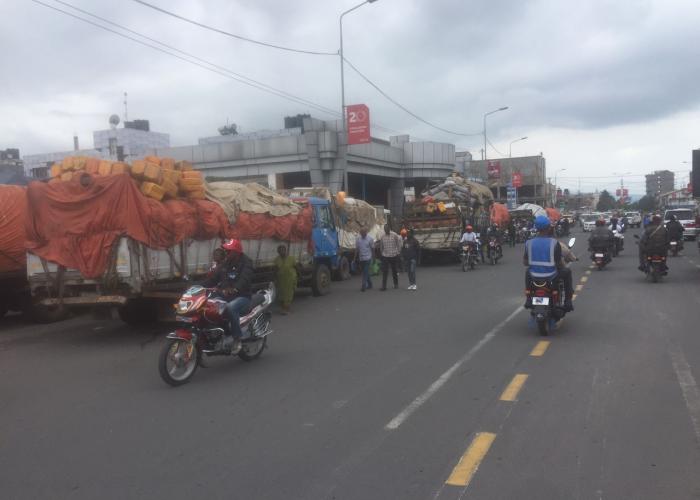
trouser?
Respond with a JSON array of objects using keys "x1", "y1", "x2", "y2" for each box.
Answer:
[
  {"x1": 360, "y1": 260, "x2": 373, "y2": 290},
  {"x1": 525, "y1": 270, "x2": 573, "y2": 304},
  {"x1": 224, "y1": 296, "x2": 251, "y2": 339},
  {"x1": 407, "y1": 258, "x2": 417, "y2": 285},
  {"x1": 381, "y1": 256, "x2": 399, "y2": 288}
]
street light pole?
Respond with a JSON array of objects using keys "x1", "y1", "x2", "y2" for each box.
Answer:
[
  {"x1": 339, "y1": 0, "x2": 378, "y2": 193},
  {"x1": 483, "y1": 106, "x2": 508, "y2": 160},
  {"x1": 508, "y1": 136, "x2": 528, "y2": 158}
]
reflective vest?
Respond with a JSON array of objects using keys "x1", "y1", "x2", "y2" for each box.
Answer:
[{"x1": 526, "y1": 237, "x2": 558, "y2": 279}]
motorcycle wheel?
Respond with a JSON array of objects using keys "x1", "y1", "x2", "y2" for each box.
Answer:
[
  {"x1": 461, "y1": 256, "x2": 467, "y2": 272},
  {"x1": 536, "y1": 317, "x2": 550, "y2": 336},
  {"x1": 490, "y1": 254, "x2": 496, "y2": 265},
  {"x1": 159, "y1": 339, "x2": 198, "y2": 386},
  {"x1": 239, "y1": 337, "x2": 267, "y2": 361},
  {"x1": 470, "y1": 257, "x2": 475, "y2": 270},
  {"x1": 651, "y1": 271, "x2": 659, "y2": 283}
]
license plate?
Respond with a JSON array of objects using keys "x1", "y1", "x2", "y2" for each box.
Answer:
[
  {"x1": 532, "y1": 297, "x2": 550, "y2": 305},
  {"x1": 176, "y1": 315, "x2": 195, "y2": 323},
  {"x1": 595, "y1": 253, "x2": 604, "y2": 258},
  {"x1": 670, "y1": 242, "x2": 677, "y2": 245}
]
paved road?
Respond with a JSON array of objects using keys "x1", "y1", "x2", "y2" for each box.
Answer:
[{"x1": 2, "y1": 230, "x2": 700, "y2": 499}]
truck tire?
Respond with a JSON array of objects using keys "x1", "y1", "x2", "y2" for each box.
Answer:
[
  {"x1": 311, "y1": 263, "x2": 331, "y2": 296},
  {"x1": 33, "y1": 302, "x2": 67, "y2": 324},
  {"x1": 0, "y1": 302, "x2": 7, "y2": 319},
  {"x1": 118, "y1": 298, "x2": 158, "y2": 325},
  {"x1": 333, "y1": 256, "x2": 351, "y2": 281}
]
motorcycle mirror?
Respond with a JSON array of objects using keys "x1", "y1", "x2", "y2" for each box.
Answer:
[{"x1": 568, "y1": 237, "x2": 576, "y2": 248}]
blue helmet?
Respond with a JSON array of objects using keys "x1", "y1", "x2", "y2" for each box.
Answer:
[{"x1": 534, "y1": 215, "x2": 551, "y2": 230}]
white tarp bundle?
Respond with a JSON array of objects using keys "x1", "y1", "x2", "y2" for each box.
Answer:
[
  {"x1": 516, "y1": 203, "x2": 547, "y2": 217},
  {"x1": 206, "y1": 182, "x2": 300, "y2": 222},
  {"x1": 422, "y1": 173, "x2": 493, "y2": 206}
]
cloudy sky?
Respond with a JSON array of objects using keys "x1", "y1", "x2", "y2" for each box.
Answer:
[{"x1": 2, "y1": 0, "x2": 699, "y2": 194}]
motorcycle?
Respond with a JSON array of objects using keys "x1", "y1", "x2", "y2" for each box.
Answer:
[
  {"x1": 590, "y1": 247, "x2": 610, "y2": 270},
  {"x1": 612, "y1": 230, "x2": 624, "y2": 256},
  {"x1": 460, "y1": 243, "x2": 478, "y2": 271},
  {"x1": 487, "y1": 237, "x2": 503, "y2": 265},
  {"x1": 158, "y1": 284, "x2": 275, "y2": 386},
  {"x1": 669, "y1": 239, "x2": 682, "y2": 256},
  {"x1": 526, "y1": 237, "x2": 576, "y2": 336},
  {"x1": 644, "y1": 254, "x2": 668, "y2": 282}
]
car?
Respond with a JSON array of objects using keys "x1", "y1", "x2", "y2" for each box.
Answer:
[
  {"x1": 664, "y1": 208, "x2": 698, "y2": 240},
  {"x1": 581, "y1": 214, "x2": 600, "y2": 232},
  {"x1": 624, "y1": 211, "x2": 642, "y2": 228}
]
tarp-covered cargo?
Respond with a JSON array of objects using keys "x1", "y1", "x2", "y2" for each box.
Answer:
[
  {"x1": 206, "y1": 182, "x2": 301, "y2": 221},
  {"x1": 0, "y1": 185, "x2": 27, "y2": 273}
]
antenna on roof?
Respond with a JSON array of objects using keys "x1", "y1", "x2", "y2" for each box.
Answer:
[{"x1": 123, "y1": 92, "x2": 128, "y2": 123}]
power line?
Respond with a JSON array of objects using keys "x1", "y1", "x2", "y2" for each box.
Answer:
[
  {"x1": 486, "y1": 137, "x2": 506, "y2": 157},
  {"x1": 342, "y1": 56, "x2": 483, "y2": 138},
  {"x1": 130, "y1": 0, "x2": 336, "y2": 56},
  {"x1": 30, "y1": 0, "x2": 340, "y2": 118}
]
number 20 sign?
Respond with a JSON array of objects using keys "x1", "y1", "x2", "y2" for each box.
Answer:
[{"x1": 346, "y1": 104, "x2": 371, "y2": 145}]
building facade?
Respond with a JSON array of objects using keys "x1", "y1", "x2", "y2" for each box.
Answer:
[
  {"x1": 0, "y1": 148, "x2": 25, "y2": 183},
  {"x1": 645, "y1": 170, "x2": 674, "y2": 196},
  {"x1": 151, "y1": 116, "x2": 456, "y2": 217}
]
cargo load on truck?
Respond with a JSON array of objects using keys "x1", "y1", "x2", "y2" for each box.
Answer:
[{"x1": 0, "y1": 185, "x2": 30, "y2": 318}]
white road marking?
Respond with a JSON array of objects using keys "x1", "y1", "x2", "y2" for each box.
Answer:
[
  {"x1": 385, "y1": 306, "x2": 523, "y2": 430},
  {"x1": 668, "y1": 341, "x2": 700, "y2": 444}
]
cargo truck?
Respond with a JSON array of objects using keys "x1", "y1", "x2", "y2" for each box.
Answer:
[{"x1": 27, "y1": 197, "x2": 349, "y2": 324}]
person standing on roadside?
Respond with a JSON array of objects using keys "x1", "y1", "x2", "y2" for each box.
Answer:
[
  {"x1": 353, "y1": 227, "x2": 374, "y2": 292},
  {"x1": 274, "y1": 245, "x2": 297, "y2": 315},
  {"x1": 402, "y1": 229, "x2": 420, "y2": 290},
  {"x1": 378, "y1": 224, "x2": 402, "y2": 291}
]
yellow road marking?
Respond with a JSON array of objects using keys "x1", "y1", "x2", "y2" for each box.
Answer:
[
  {"x1": 530, "y1": 340, "x2": 550, "y2": 356},
  {"x1": 500, "y1": 374, "x2": 529, "y2": 402},
  {"x1": 580, "y1": 276, "x2": 588, "y2": 283},
  {"x1": 585, "y1": 270, "x2": 592, "y2": 275},
  {"x1": 446, "y1": 432, "x2": 497, "y2": 487},
  {"x1": 575, "y1": 284, "x2": 583, "y2": 291},
  {"x1": 572, "y1": 294, "x2": 578, "y2": 301}
]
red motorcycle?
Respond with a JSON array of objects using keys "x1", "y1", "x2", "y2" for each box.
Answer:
[{"x1": 159, "y1": 284, "x2": 275, "y2": 386}]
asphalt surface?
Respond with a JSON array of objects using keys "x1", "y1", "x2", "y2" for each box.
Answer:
[{"x1": 2, "y1": 228, "x2": 700, "y2": 500}]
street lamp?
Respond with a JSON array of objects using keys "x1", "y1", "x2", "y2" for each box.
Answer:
[
  {"x1": 509, "y1": 136, "x2": 528, "y2": 158},
  {"x1": 612, "y1": 171, "x2": 632, "y2": 203},
  {"x1": 339, "y1": 0, "x2": 379, "y2": 193},
  {"x1": 483, "y1": 106, "x2": 508, "y2": 160},
  {"x1": 553, "y1": 168, "x2": 567, "y2": 206}
]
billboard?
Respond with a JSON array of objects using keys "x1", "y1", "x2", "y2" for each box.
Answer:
[
  {"x1": 512, "y1": 172, "x2": 522, "y2": 188},
  {"x1": 487, "y1": 160, "x2": 501, "y2": 180},
  {"x1": 346, "y1": 104, "x2": 371, "y2": 145}
]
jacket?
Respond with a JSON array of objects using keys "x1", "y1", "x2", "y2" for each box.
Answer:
[
  {"x1": 640, "y1": 224, "x2": 669, "y2": 253},
  {"x1": 588, "y1": 227, "x2": 614, "y2": 249},
  {"x1": 666, "y1": 220, "x2": 684, "y2": 240},
  {"x1": 524, "y1": 237, "x2": 561, "y2": 279},
  {"x1": 401, "y1": 237, "x2": 420, "y2": 261},
  {"x1": 203, "y1": 254, "x2": 255, "y2": 299}
]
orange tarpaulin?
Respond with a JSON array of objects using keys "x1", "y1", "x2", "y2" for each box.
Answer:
[
  {"x1": 546, "y1": 207, "x2": 561, "y2": 221},
  {"x1": 25, "y1": 174, "x2": 229, "y2": 279},
  {"x1": 227, "y1": 206, "x2": 313, "y2": 242},
  {"x1": 490, "y1": 203, "x2": 511, "y2": 226},
  {"x1": 0, "y1": 185, "x2": 27, "y2": 273}
]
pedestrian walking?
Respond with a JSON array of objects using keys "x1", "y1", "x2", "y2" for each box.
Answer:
[
  {"x1": 353, "y1": 227, "x2": 374, "y2": 292},
  {"x1": 378, "y1": 224, "x2": 402, "y2": 290},
  {"x1": 274, "y1": 245, "x2": 297, "y2": 314},
  {"x1": 402, "y1": 229, "x2": 420, "y2": 290}
]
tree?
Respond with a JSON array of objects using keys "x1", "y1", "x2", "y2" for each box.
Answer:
[
  {"x1": 596, "y1": 190, "x2": 617, "y2": 211},
  {"x1": 638, "y1": 194, "x2": 656, "y2": 212}
]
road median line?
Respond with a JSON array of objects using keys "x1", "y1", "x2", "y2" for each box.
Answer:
[
  {"x1": 530, "y1": 340, "x2": 550, "y2": 356},
  {"x1": 575, "y1": 284, "x2": 583, "y2": 291},
  {"x1": 500, "y1": 374, "x2": 528, "y2": 401},
  {"x1": 385, "y1": 306, "x2": 523, "y2": 431},
  {"x1": 445, "y1": 432, "x2": 497, "y2": 487}
]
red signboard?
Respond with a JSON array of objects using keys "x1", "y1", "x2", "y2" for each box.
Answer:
[
  {"x1": 487, "y1": 160, "x2": 501, "y2": 180},
  {"x1": 346, "y1": 104, "x2": 371, "y2": 145},
  {"x1": 616, "y1": 188, "x2": 629, "y2": 198},
  {"x1": 512, "y1": 172, "x2": 522, "y2": 188}
]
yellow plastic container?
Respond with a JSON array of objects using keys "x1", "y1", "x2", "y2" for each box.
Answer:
[
  {"x1": 143, "y1": 162, "x2": 162, "y2": 184},
  {"x1": 179, "y1": 178, "x2": 204, "y2": 192},
  {"x1": 162, "y1": 179, "x2": 178, "y2": 198},
  {"x1": 161, "y1": 157, "x2": 175, "y2": 170},
  {"x1": 175, "y1": 160, "x2": 193, "y2": 171},
  {"x1": 98, "y1": 160, "x2": 112, "y2": 176},
  {"x1": 60, "y1": 171, "x2": 73, "y2": 182},
  {"x1": 50, "y1": 164, "x2": 62, "y2": 178},
  {"x1": 144, "y1": 155, "x2": 161, "y2": 165},
  {"x1": 162, "y1": 169, "x2": 181, "y2": 185},
  {"x1": 111, "y1": 162, "x2": 130, "y2": 175},
  {"x1": 181, "y1": 170, "x2": 202, "y2": 180},
  {"x1": 140, "y1": 181, "x2": 165, "y2": 201},
  {"x1": 131, "y1": 160, "x2": 146, "y2": 178}
]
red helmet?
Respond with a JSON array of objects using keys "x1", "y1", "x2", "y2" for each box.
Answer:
[
  {"x1": 465, "y1": 225, "x2": 473, "y2": 232},
  {"x1": 221, "y1": 238, "x2": 243, "y2": 255}
]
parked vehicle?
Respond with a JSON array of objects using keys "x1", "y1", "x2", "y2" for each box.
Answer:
[
  {"x1": 158, "y1": 284, "x2": 275, "y2": 386},
  {"x1": 526, "y1": 237, "x2": 576, "y2": 336},
  {"x1": 460, "y1": 243, "x2": 478, "y2": 271},
  {"x1": 27, "y1": 197, "x2": 347, "y2": 323},
  {"x1": 404, "y1": 201, "x2": 467, "y2": 260},
  {"x1": 663, "y1": 208, "x2": 697, "y2": 240}
]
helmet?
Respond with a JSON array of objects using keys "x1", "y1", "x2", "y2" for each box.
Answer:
[
  {"x1": 534, "y1": 215, "x2": 550, "y2": 230},
  {"x1": 595, "y1": 219, "x2": 605, "y2": 227},
  {"x1": 465, "y1": 225, "x2": 473, "y2": 232},
  {"x1": 221, "y1": 238, "x2": 243, "y2": 255},
  {"x1": 669, "y1": 214, "x2": 676, "y2": 222},
  {"x1": 400, "y1": 228, "x2": 408, "y2": 237}
]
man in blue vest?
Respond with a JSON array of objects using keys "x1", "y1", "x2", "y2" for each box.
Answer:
[{"x1": 523, "y1": 215, "x2": 574, "y2": 311}]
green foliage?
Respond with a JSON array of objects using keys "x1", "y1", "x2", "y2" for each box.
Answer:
[
  {"x1": 596, "y1": 190, "x2": 618, "y2": 211},
  {"x1": 637, "y1": 194, "x2": 656, "y2": 212}
]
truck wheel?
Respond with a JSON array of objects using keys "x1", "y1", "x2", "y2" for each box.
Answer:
[
  {"x1": 118, "y1": 298, "x2": 158, "y2": 325},
  {"x1": 33, "y1": 302, "x2": 67, "y2": 324},
  {"x1": 0, "y1": 302, "x2": 7, "y2": 319},
  {"x1": 333, "y1": 256, "x2": 351, "y2": 281},
  {"x1": 311, "y1": 264, "x2": 331, "y2": 296}
]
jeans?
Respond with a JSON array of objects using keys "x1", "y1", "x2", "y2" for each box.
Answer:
[
  {"x1": 407, "y1": 258, "x2": 417, "y2": 285},
  {"x1": 360, "y1": 260, "x2": 373, "y2": 290},
  {"x1": 224, "y1": 296, "x2": 251, "y2": 339},
  {"x1": 381, "y1": 256, "x2": 399, "y2": 288}
]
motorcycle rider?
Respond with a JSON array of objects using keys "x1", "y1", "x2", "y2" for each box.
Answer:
[
  {"x1": 639, "y1": 215, "x2": 670, "y2": 272},
  {"x1": 666, "y1": 214, "x2": 685, "y2": 251},
  {"x1": 588, "y1": 219, "x2": 614, "y2": 260},
  {"x1": 523, "y1": 215, "x2": 573, "y2": 312},
  {"x1": 486, "y1": 223, "x2": 503, "y2": 260},
  {"x1": 203, "y1": 238, "x2": 255, "y2": 353},
  {"x1": 460, "y1": 224, "x2": 479, "y2": 260}
]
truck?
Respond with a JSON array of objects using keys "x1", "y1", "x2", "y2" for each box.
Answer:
[
  {"x1": 402, "y1": 201, "x2": 467, "y2": 260},
  {"x1": 27, "y1": 197, "x2": 350, "y2": 324}
]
